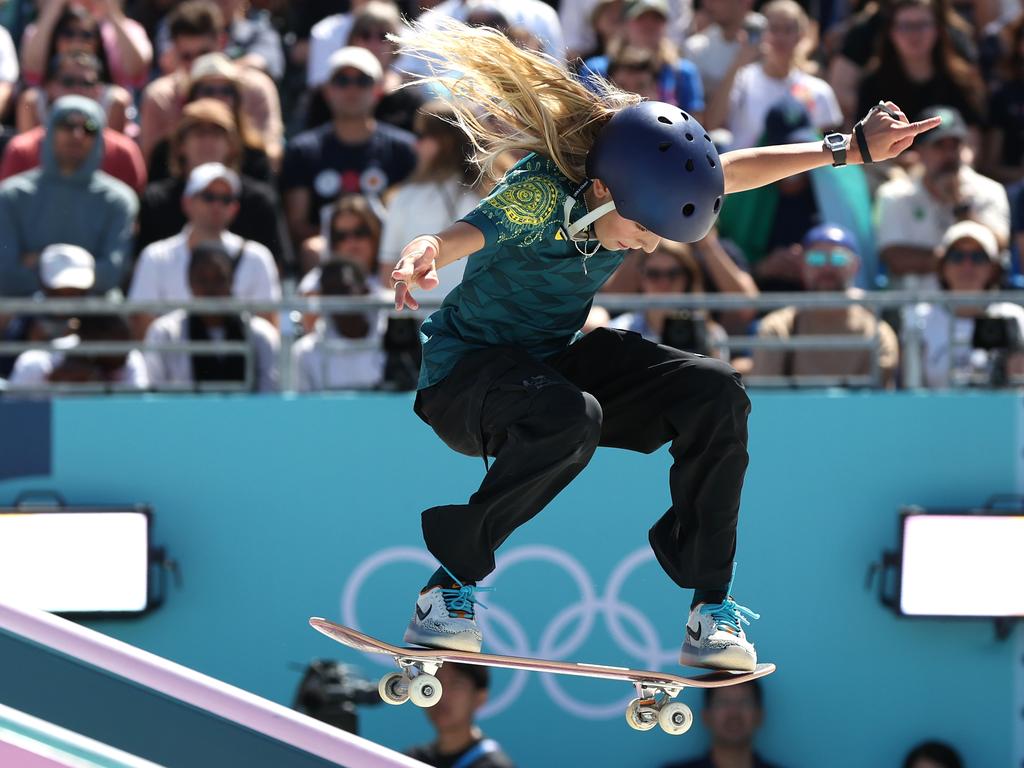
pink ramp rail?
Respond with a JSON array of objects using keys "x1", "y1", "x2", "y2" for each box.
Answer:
[{"x1": 0, "y1": 600, "x2": 427, "y2": 768}]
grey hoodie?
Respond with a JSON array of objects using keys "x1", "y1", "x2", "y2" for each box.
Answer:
[{"x1": 0, "y1": 96, "x2": 138, "y2": 296}]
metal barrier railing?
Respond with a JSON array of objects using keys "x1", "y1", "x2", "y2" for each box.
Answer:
[{"x1": 0, "y1": 290, "x2": 1020, "y2": 393}]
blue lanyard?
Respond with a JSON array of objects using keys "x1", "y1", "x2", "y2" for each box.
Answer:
[{"x1": 451, "y1": 738, "x2": 500, "y2": 768}]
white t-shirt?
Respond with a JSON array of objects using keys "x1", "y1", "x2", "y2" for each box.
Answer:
[
  {"x1": 129, "y1": 229, "x2": 281, "y2": 303},
  {"x1": 875, "y1": 168, "x2": 1011, "y2": 252},
  {"x1": 8, "y1": 335, "x2": 149, "y2": 390},
  {"x1": 683, "y1": 15, "x2": 764, "y2": 95},
  {"x1": 307, "y1": 13, "x2": 354, "y2": 87},
  {"x1": 902, "y1": 301, "x2": 1024, "y2": 388},
  {"x1": 726, "y1": 63, "x2": 843, "y2": 149},
  {"x1": 0, "y1": 25, "x2": 19, "y2": 84},
  {"x1": 291, "y1": 317, "x2": 386, "y2": 392},
  {"x1": 379, "y1": 178, "x2": 481, "y2": 297},
  {"x1": 143, "y1": 309, "x2": 279, "y2": 392}
]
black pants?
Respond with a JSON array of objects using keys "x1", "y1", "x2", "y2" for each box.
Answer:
[{"x1": 414, "y1": 328, "x2": 751, "y2": 591}]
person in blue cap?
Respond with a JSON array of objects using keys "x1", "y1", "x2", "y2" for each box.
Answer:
[{"x1": 390, "y1": 18, "x2": 938, "y2": 671}]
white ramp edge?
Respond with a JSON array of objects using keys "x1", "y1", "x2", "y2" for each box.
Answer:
[
  {"x1": 0, "y1": 601, "x2": 427, "y2": 768},
  {"x1": 0, "y1": 702, "x2": 166, "y2": 768}
]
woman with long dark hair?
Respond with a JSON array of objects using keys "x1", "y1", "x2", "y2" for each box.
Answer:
[{"x1": 856, "y1": 0, "x2": 985, "y2": 135}]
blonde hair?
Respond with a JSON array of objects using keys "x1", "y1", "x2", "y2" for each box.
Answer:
[
  {"x1": 394, "y1": 18, "x2": 640, "y2": 184},
  {"x1": 761, "y1": 0, "x2": 818, "y2": 74}
]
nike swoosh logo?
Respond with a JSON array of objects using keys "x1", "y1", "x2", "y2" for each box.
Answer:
[
  {"x1": 686, "y1": 624, "x2": 702, "y2": 642},
  {"x1": 416, "y1": 604, "x2": 432, "y2": 621}
]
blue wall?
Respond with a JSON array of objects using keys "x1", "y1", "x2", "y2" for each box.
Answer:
[{"x1": 0, "y1": 392, "x2": 1017, "y2": 767}]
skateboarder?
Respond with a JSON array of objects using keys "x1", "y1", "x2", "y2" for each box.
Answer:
[{"x1": 390, "y1": 19, "x2": 939, "y2": 671}]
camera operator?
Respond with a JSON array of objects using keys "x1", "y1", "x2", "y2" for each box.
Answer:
[
  {"x1": 607, "y1": 241, "x2": 731, "y2": 363},
  {"x1": 901, "y1": 220, "x2": 1024, "y2": 388},
  {"x1": 293, "y1": 659, "x2": 380, "y2": 736}
]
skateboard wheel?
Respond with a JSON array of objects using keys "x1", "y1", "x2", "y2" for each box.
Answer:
[
  {"x1": 378, "y1": 673, "x2": 409, "y2": 705},
  {"x1": 625, "y1": 698, "x2": 657, "y2": 731},
  {"x1": 657, "y1": 702, "x2": 693, "y2": 735},
  {"x1": 408, "y1": 674, "x2": 443, "y2": 707}
]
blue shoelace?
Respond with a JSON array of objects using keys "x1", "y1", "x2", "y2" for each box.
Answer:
[
  {"x1": 438, "y1": 564, "x2": 492, "y2": 620},
  {"x1": 704, "y1": 597, "x2": 760, "y2": 636}
]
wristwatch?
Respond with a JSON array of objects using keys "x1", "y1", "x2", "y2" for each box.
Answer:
[{"x1": 823, "y1": 133, "x2": 849, "y2": 167}]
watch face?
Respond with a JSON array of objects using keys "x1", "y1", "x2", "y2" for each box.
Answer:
[{"x1": 825, "y1": 134, "x2": 844, "y2": 149}]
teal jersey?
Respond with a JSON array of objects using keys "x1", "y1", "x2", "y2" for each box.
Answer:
[{"x1": 418, "y1": 154, "x2": 626, "y2": 389}]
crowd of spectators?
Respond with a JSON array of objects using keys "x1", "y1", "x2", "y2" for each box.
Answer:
[{"x1": 0, "y1": 0, "x2": 1021, "y2": 393}]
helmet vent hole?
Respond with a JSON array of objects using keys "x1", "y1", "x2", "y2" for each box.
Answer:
[
  {"x1": 682, "y1": 203, "x2": 696, "y2": 217},
  {"x1": 713, "y1": 197, "x2": 722, "y2": 213},
  {"x1": 704, "y1": 133, "x2": 711, "y2": 142},
  {"x1": 658, "y1": 116, "x2": 672, "y2": 124},
  {"x1": 707, "y1": 154, "x2": 717, "y2": 168},
  {"x1": 659, "y1": 142, "x2": 672, "y2": 152},
  {"x1": 685, "y1": 159, "x2": 694, "y2": 172},
  {"x1": 685, "y1": 133, "x2": 694, "y2": 141},
  {"x1": 680, "y1": 111, "x2": 690, "y2": 121}
]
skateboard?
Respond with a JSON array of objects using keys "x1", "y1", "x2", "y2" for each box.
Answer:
[{"x1": 308, "y1": 617, "x2": 775, "y2": 735}]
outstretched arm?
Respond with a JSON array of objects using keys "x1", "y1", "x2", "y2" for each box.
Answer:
[
  {"x1": 720, "y1": 102, "x2": 942, "y2": 195},
  {"x1": 392, "y1": 221, "x2": 485, "y2": 311}
]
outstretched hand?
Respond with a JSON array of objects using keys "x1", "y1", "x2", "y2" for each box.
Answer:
[
  {"x1": 853, "y1": 101, "x2": 943, "y2": 164},
  {"x1": 392, "y1": 235, "x2": 441, "y2": 311}
]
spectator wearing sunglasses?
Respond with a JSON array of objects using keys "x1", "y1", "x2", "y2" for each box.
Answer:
[
  {"x1": 145, "y1": 52, "x2": 273, "y2": 183},
  {"x1": 1, "y1": 56, "x2": 146, "y2": 192},
  {"x1": 135, "y1": 99, "x2": 291, "y2": 272},
  {"x1": 20, "y1": 0, "x2": 152, "y2": 93},
  {"x1": 128, "y1": 162, "x2": 280, "y2": 338},
  {"x1": 306, "y1": 0, "x2": 375, "y2": 89},
  {"x1": 17, "y1": 51, "x2": 133, "y2": 135},
  {"x1": 752, "y1": 224, "x2": 899, "y2": 387},
  {"x1": 0, "y1": 96, "x2": 138, "y2": 297},
  {"x1": 876, "y1": 105, "x2": 1010, "y2": 290},
  {"x1": 298, "y1": 193, "x2": 384, "y2": 291},
  {"x1": 281, "y1": 46, "x2": 416, "y2": 249},
  {"x1": 140, "y1": 1, "x2": 283, "y2": 169},
  {"x1": 902, "y1": 220, "x2": 1024, "y2": 388},
  {"x1": 607, "y1": 241, "x2": 732, "y2": 363}
]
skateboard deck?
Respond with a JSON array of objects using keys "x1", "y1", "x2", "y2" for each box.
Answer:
[{"x1": 309, "y1": 617, "x2": 775, "y2": 735}]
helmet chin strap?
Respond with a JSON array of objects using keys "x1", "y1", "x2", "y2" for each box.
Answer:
[{"x1": 561, "y1": 179, "x2": 617, "y2": 258}]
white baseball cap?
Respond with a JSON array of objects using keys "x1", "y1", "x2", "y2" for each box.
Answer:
[
  {"x1": 184, "y1": 162, "x2": 241, "y2": 198},
  {"x1": 40, "y1": 243, "x2": 95, "y2": 290},
  {"x1": 941, "y1": 220, "x2": 1005, "y2": 267},
  {"x1": 326, "y1": 46, "x2": 383, "y2": 83}
]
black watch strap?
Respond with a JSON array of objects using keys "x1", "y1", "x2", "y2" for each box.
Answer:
[
  {"x1": 854, "y1": 121, "x2": 873, "y2": 164},
  {"x1": 825, "y1": 134, "x2": 847, "y2": 167}
]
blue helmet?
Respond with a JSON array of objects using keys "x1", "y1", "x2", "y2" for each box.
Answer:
[{"x1": 585, "y1": 101, "x2": 724, "y2": 243}]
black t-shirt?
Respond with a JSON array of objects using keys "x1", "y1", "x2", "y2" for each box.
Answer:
[
  {"x1": 134, "y1": 176, "x2": 294, "y2": 271},
  {"x1": 406, "y1": 738, "x2": 515, "y2": 768},
  {"x1": 857, "y1": 68, "x2": 984, "y2": 127},
  {"x1": 280, "y1": 122, "x2": 417, "y2": 226},
  {"x1": 990, "y1": 80, "x2": 1024, "y2": 166}
]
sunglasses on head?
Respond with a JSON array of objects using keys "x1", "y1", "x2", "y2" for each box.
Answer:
[
  {"x1": 59, "y1": 76, "x2": 99, "y2": 89},
  {"x1": 805, "y1": 249, "x2": 852, "y2": 267},
  {"x1": 332, "y1": 226, "x2": 372, "y2": 243},
  {"x1": 56, "y1": 118, "x2": 99, "y2": 135},
  {"x1": 194, "y1": 84, "x2": 236, "y2": 99},
  {"x1": 58, "y1": 28, "x2": 96, "y2": 41},
  {"x1": 329, "y1": 72, "x2": 375, "y2": 89},
  {"x1": 196, "y1": 191, "x2": 237, "y2": 205},
  {"x1": 643, "y1": 266, "x2": 685, "y2": 280},
  {"x1": 945, "y1": 249, "x2": 989, "y2": 265}
]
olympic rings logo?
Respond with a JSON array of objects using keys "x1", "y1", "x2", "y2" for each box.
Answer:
[{"x1": 340, "y1": 545, "x2": 679, "y2": 720}]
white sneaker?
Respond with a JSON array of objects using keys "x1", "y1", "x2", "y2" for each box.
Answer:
[
  {"x1": 678, "y1": 597, "x2": 759, "y2": 672},
  {"x1": 403, "y1": 582, "x2": 485, "y2": 653}
]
